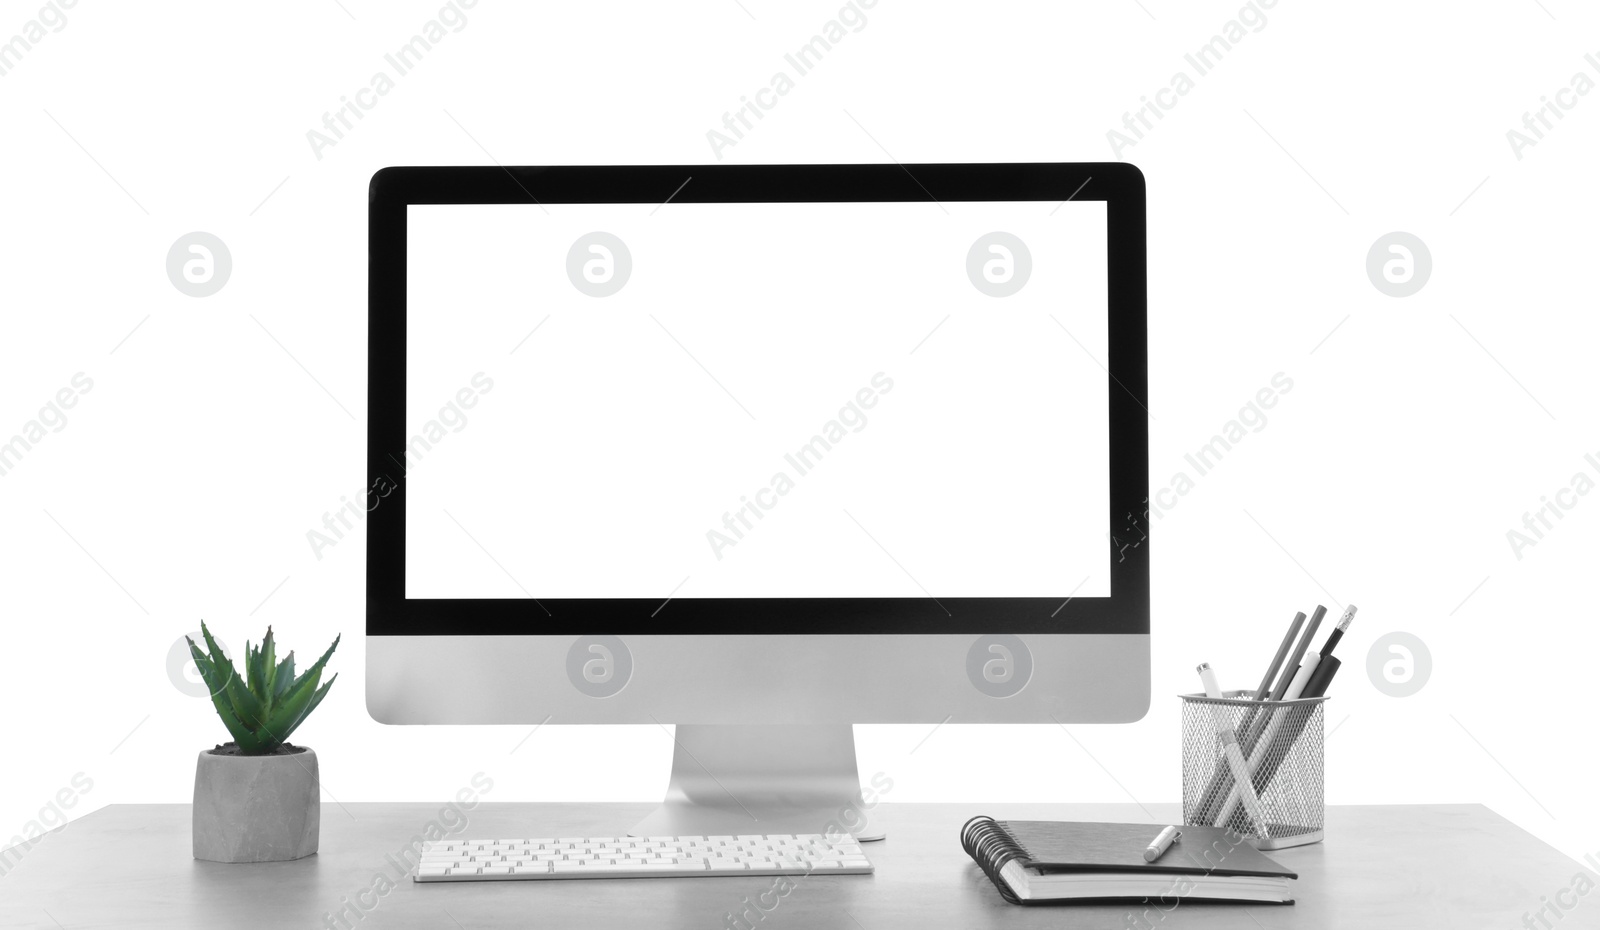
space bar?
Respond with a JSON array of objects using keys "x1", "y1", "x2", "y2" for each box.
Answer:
[{"x1": 552, "y1": 862, "x2": 704, "y2": 875}]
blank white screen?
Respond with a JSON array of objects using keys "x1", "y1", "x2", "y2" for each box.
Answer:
[{"x1": 405, "y1": 201, "x2": 1110, "y2": 600}]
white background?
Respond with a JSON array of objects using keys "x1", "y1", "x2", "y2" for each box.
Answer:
[
  {"x1": 2, "y1": 0, "x2": 1598, "y2": 877},
  {"x1": 405, "y1": 202, "x2": 1109, "y2": 599}
]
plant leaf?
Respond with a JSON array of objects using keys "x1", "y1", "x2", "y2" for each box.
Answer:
[
  {"x1": 302, "y1": 672, "x2": 336, "y2": 720},
  {"x1": 224, "y1": 665, "x2": 267, "y2": 731},
  {"x1": 271, "y1": 673, "x2": 337, "y2": 745},
  {"x1": 192, "y1": 624, "x2": 240, "y2": 704},
  {"x1": 260, "y1": 628, "x2": 277, "y2": 711},
  {"x1": 281, "y1": 634, "x2": 340, "y2": 702},
  {"x1": 245, "y1": 638, "x2": 262, "y2": 704},
  {"x1": 260, "y1": 668, "x2": 321, "y2": 747},
  {"x1": 188, "y1": 636, "x2": 257, "y2": 750},
  {"x1": 273, "y1": 651, "x2": 296, "y2": 700},
  {"x1": 214, "y1": 698, "x2": 264, "y2": 751},
  {"x1": 199, "y1": 621, "x2": 233, "y2": 684},
  {"x1": 186, "y1": 636, "x2": 226, "y2": 698}
]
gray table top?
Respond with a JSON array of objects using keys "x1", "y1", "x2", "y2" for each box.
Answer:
[{"x1": 0, "y1": 802, "x2": 1580, "y2": 929}]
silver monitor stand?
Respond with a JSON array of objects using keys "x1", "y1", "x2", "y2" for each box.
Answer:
[
  {"x1": 630, "y1": 724, "x2": 884, "y2": 841},
  {"x1": 368, "y1": 633, "x2": 1152, "y2": 843}
]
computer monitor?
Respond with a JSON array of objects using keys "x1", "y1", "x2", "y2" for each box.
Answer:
[{"x1": 367, "y1": 164, "x2": 1149, "y2": 839}]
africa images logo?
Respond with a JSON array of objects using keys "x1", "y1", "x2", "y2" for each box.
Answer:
[
  {"x1": 566, "y1": 635, "x2": 632, "y2": 698},
  {"x1": 966, "y1": 634, "x2": 1033, "y2": 698}
]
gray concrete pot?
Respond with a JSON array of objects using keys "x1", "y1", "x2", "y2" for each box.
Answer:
[{"x1": 192, "y1": 744, "x2": 320, "y2": 863}]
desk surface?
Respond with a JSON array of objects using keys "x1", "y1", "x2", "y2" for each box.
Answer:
[{"x1": 0, "y1": 802, "x2": 1579, "y2": 929}]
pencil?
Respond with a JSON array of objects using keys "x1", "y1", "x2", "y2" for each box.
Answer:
[{"x1": 1254, "y1": 612, "x2": 1306, "y2": 701}]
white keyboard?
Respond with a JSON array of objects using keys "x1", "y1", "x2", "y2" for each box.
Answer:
[{"x1": 415, "y1": 833, "x2": 874, "y2": 881}]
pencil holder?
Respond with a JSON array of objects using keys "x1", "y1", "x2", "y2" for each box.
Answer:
[{"x1": 1180, "y1": 691, "x2": 1327, "y2": 850}]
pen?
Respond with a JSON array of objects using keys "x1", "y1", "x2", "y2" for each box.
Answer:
[
  {"x1": 1143, "y1": 825, "x2": 1181, "y2": 863},
  {"x1": 1284, "y1": 651, "x2": 1322, "y2": 703},
  {"x1": 1198, "y1": 663, "x2": 1268, "y2": 838},
  {"x1": 1195, "y1": 611, "x2": 1304, "y2": 823}
]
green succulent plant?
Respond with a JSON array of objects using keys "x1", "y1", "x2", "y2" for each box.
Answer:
[{"x1": 186, "y1": 621, "x2": 340, "y2": 755}]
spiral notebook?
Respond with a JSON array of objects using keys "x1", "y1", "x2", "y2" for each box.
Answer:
[{"x1": 960, "y1": 817, "x2": 1297, "y2": 905}]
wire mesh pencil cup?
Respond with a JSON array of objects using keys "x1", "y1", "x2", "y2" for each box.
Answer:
[{"x1": 1181, "y1": 690, "x2": 1327, "y2": 850}]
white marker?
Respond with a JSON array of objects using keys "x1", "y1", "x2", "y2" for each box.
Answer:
[
  {"x1": 1214, "y1": 652, "x2": 1322, "y2": 829},
  {"x1": 1198, "y1": 663, "x2": 1268, "y2": 838},
  {"x1": 1144, "y1": 825, "x2": 1181, "y2": 863}
]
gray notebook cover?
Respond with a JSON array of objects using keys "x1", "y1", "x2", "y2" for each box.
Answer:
[{"x1": 998, "y1": 821, "x2": 1298, "y2": 879}]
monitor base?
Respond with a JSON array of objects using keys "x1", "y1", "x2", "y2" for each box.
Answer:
[{"x1": 631, "y1": 724, "x2": 885, "y2": 841}]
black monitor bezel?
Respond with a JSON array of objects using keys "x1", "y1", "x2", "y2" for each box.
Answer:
[{"x1": 368, "y1": 163, "x2": 1147, "y2": 635}]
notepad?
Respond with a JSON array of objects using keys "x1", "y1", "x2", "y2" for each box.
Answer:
[{"x1": 960, "y1": 818, "x2": 1297, "y2": 905}]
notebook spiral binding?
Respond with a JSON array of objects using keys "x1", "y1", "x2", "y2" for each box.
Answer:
[{"x1": 960, "y1": 816, "x2": 1030, "y2": 905}]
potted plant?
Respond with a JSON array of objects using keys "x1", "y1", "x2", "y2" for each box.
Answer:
[{"x1": 185, "y1": 621, "x2": 340, "y2": 863}]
